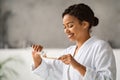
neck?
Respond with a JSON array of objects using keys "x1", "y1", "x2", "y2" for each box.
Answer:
[{"x1": 76, "y1": 34, "x2": 90, "y2": 49}]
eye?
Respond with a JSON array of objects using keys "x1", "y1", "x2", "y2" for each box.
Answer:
[
  {"x1": 68, "y1": 24, "x2": 73, "y2": 28},
  {"x1": 63, "y1": 25, "x2": 66, "y2": 29}
]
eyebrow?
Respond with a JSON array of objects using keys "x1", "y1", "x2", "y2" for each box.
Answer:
[{"x1": 63, "y1": 21, "x2": 74, "y2": 26}]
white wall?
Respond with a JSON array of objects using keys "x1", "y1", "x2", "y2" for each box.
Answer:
[{"x1": 1, "y1": 0, "x2": 120, "y2": 48}]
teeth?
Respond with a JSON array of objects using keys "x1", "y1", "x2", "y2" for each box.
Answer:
[{"x1": 68, "y1": 34, "x2": 73, "y2": 38}]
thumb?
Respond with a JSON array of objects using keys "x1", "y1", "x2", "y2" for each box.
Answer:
[{"x1": 32, "y1": 51, "x2": 38, "y2": 56}]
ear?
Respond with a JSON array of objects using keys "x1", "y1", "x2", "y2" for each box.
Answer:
[{"x1": 82, "y1": 21, "x2": 89, "y2": 29}]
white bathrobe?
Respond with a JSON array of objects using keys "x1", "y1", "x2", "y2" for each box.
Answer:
[{"x1": 32, "y1": 36, "x2": 116, "y2": 80}]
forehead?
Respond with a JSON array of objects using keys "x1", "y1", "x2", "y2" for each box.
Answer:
[{"x1": 63, "y1": 14, "x2": 79, "y2": 24}]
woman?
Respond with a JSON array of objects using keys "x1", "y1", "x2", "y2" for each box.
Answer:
[{"x1": 32, "y1": 3, "x2": 116, "y2": 80}]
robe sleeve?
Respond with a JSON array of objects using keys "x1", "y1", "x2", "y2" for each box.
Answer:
[
  {"x1": 32, "y1": 60, "x2": 49, "y2": 80},
  {"x1": 31, "y1": 49, "x2": 66, "y2": 80},
  {"x1": 83, "y1": 41, "x2": 116, "y2": 80},
  {"x1": 32, "y1": 59, "x2": 64, "y2": 80}
]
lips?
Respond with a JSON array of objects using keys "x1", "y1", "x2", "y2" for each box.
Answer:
[{"x1": 67, "y1": 33, "x2": 74, "y2": 38}]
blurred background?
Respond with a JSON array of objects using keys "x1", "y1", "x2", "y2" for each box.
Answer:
[
  {"x1": 0, "y1": 0, "x2": 120, "y2": 49},
  {"x1": 0, "y1": 0, "x2": 120, "y2": 80}
]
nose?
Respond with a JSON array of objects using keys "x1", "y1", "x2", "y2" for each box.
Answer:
[{"x1": 64, "y1": 28, "x2": 70, "y2": 33}]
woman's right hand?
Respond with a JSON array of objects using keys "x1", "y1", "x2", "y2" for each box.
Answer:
[{"x1": 32, "y1": 45, "x2": 43, "y2": 68}]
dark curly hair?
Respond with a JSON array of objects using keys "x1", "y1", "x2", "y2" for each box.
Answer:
[{"x1": 62, "y1": 3, "x2": 99, "y2": 29}]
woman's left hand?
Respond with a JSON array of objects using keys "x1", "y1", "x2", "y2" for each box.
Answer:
[
  {"x1": 58, "y1": 54, "x2": 76, "y2": 66},
  {"x1": 58, "y1": 54, "x2": 86, "y2": 76}
]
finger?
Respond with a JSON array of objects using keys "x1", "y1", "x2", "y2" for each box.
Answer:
[
  {"x1": 34, "y1": 45, "x2": 39, "y2": 51},
  {"x1": 38, "y1": 45, "x2": 43, "y2": 51},
  {"x1": 61, "y1": 59, "x2": 70, "y2": 65},
  {"x1": 58, "y1": 56, "x2": 63, "y2": 60},
  {"x1": 34, "y1": 45, "x2": 43, "y2": 52},
  {"x1": 58, "y1": 57, "x2": 61, "y2": 60},
  {"x1": 59, "y1": 56, "x2": 68, "y2": 63},
  {"x1": 64, "y1": 61, "x2": 70, "y2": 65},
  {"x1": 58, "y1": 55, "x2": 64, "y2": 60},
  {"x1": 59, "y1": 55, "x2": 67, "y2": 60},
  {"x1": 32, "y1": 44, "x2": 37, "y2": 51},
  {"x1": 36, "y1": 45, "x2": 40, "y2": 52},
  {"x1": 32, "y1": 44, "x2": 35, "y2": 49}
]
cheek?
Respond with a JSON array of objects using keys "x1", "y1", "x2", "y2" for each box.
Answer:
[{"x1": 72, "y1": 28, "x2": 80, "y2": 33}]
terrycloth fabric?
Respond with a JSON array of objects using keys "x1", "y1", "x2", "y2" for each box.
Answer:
[{"x1": 32, "y1": 36, "x2": 116, "y2": 80}]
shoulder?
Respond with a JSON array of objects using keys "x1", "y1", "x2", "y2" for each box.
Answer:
[
  {"x1": 91, "y1": 36, "x2": 113, "y2": 56},
  {"x1": 88, "y1": 36, "x2": 113, "y2": 57},
  {"x1": 91, "y1": 36, "x2": 111, "y2": 49},
  {"x1": 90, "y1": 37, "x2": 115, "y2": 63}
]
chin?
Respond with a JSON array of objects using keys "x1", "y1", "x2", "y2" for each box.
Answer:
[{"x1": 68, "y1": 38, "x2": 76, "y2": 42}]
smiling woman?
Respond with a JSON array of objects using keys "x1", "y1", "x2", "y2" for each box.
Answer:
[{"x1": 31, "y1": 3, "x2": 116, "y2": 80}]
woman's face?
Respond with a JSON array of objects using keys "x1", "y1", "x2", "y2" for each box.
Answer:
[{"x1": 63, "y1": 14, "x2": 89, "y2": 42}]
